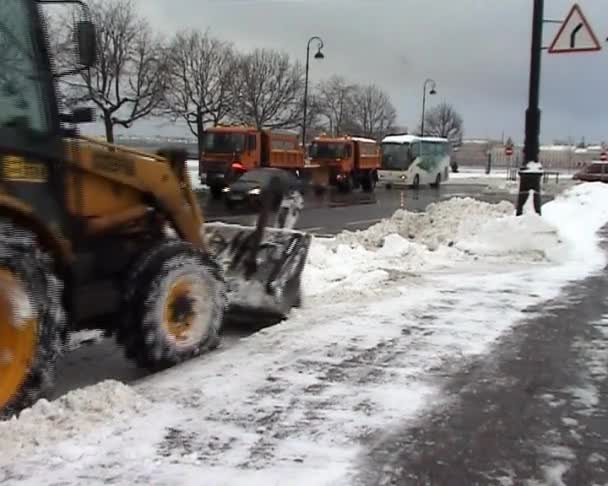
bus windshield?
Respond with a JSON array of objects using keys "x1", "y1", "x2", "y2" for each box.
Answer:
[
  {"x1": 381, "y1": 143, "x2": 411, "y2": 170},
  {"x1": 202, "y1": 132, "x2": 246, "y2": 153},
  {"x1": 309, "y1": 142, "x2": 347, "y2": 159},
  {"x1": 0, "y1": 0, "x2": 52, "y2": 135}
]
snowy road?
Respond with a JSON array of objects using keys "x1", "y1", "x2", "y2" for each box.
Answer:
[
  {"x1": 357, "y1": 234, "x2": 608, "y2": 485},
  {"x1": 201, "y1": 169, "x2": 573, "y2": 236},
  {"x1": 2, "y1": 182, "x2": 607, "y2": 485}
]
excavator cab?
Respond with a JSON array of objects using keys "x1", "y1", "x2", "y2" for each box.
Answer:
[{"x1": 0, "y1": 0, "x2": 311, "y2": 417}]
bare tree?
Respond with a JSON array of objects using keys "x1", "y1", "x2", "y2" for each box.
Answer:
[
  {"x1": 52, "y1": 0, "x2": 169, "y2": 143},
  {"x1": 316, "y1": 75, "x2": 356, "y2": 136},
  {"x1": 347, "y1": 84, "x2": 396, "y2": 139},
  {"x1": 231, "y1": 48, "x2": 304, "y2": 130},
  {"x1": 421, "y1": 102, "x2": 464, "y2": 145},
  {"x1": 302, "y1": 92, "x2": 326, "y2": 142},
  {"x1": 164, "y1": 30, "x2": 237, "y2": 159}
]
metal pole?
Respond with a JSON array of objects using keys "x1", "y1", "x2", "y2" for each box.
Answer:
[
  {"x1": 421, "y1": 84, "x2": 427, "y2": 137},
  {"x1": 516, "y1": 0, "x2": 544, "y2": 215},
  {"x1": 302, "y1": 42, "x2": 311, "y2": 148},
  {"x1": 524, "y1": 0, "x2": 543, "y2": 166}
]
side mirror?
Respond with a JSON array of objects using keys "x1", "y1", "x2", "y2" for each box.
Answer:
[
  {"x1": 60, "y1": 107, "x2": 95, "y2": 124},
  {"x1": 72, "y1": 107, "x2": 95, "y2": 123},
  {"x1": 75, "y1": 21, "x2": 97, "y2": 68}
]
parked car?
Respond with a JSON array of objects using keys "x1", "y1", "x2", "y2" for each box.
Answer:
[
  {"x1": 573, "y1": 161, "x2": 608, "y2": 183},
  {"x1": 223, "y1": 168, "x2": 306, "y2": 212}
]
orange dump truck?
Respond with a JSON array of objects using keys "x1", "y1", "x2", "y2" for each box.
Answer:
[
  {"x1": 199, "y1": 126, "x2": 329, "y2": 198},
  {"x1": 309, "y1": 135, "x2": 380, "y2": 192}
]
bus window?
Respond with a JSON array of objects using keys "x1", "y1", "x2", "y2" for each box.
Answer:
[
  {"x1": 411, "y1": 141, "x2": 421, "y2": 159},
  {"x1": 381, "y1": 143, "x2": 411, "y2": 170},
  {"x1": 421, "y1": 141, "x2": 432, "y2": 156}
]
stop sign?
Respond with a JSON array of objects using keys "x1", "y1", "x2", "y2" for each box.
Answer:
[
  {"x1": 505, "y1": 146, "x2": 513, "y2": 157},
  {"x1": 601, "y1": 152, "x2": 607, "y2": 161}
]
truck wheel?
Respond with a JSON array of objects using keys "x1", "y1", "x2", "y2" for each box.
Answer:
[
  {"x1": 431, "y1": 173, "x2": 441, "y2": 189},
  {"x1": 0, "y1": 221, "x2": 65, "y2": 418},
  {"x1": 361, "y1": 171, "x2": 376, "y2": 193},
  {"x1": 412, "y1": 174, "x2": 420, "y2": 189},
  {"x1": 210, "y1": 185, "x2": 223, "y2": 200},
  {"x1": 338, "y1": 175, "x2": 353, "y2": 193},
  {"x1": 118, "y1": 241, "x2": 226, "y2": 370}
]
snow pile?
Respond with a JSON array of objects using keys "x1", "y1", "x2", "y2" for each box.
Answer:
[
  {"x1": 0, "y1": 380, "x2": 150, "y2": 466},
  {"x1": 303, "y1": 197, "x2": 551, "y2": 302},
  {"x1": 303, "y1": 184, "x2": 608, "y2": 304},
  {"x1": 455, "y1": 210, "x2": 564, "y2": 261},
  {"x1": 334, "y1": 197, "x2": 513, "y2": 251},
  {"x1": 543, "y1": 182, "x2": 608, "y2": 273},
  {"x1": 67, "y1": 330, "x2": 104, "y2": 351},
  {"x1": 303, "y1": 234, "x2": 453, "y2": 300}
]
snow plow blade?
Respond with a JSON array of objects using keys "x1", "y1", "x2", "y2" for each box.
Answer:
[{"x1": 204, "y1": 222, "x2": 311, "y2": 325}]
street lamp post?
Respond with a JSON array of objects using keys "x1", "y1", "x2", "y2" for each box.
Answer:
[
  {"x1": 302, "y1": 36, "x2": 324, "y2": 149},
  {"x1": 420, "y1": 78, "x2": 437, "y2": 136},
  {"x1": 516, "y1": 0, "x2": 544, "y2": 216}
]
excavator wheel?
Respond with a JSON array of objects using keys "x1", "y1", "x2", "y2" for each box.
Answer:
[
  {"x1": 117, "y1": 240, "x2": 226, "y2": 371},
  {"x1": 0, "y1": 220, "x2": 65, "y2": 418}
]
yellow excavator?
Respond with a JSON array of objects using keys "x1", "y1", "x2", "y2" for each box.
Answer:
[{"x1": 0, "y1": 0, "x2": 310, "y2": 416}]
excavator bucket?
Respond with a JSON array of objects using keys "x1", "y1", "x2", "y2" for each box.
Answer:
[{"x1": 204, "y1": 189, "x2": 310, "y2": 326}]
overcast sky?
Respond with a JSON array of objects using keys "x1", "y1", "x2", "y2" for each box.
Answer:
[{"x1": 83, "y1": 0, "x2": 608, "y2": 144}]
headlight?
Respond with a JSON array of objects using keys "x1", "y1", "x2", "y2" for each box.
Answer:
[
  {"x1": 222, "y1": 187, "x2": 230, "y2": 193},
  {"x1": 249, "y1": 188, "x2": 262, "y2": 195}
]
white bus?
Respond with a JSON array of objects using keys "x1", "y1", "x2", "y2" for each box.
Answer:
[{"x1": 378, "y1": 134, "x2": 451, "y2": 188}]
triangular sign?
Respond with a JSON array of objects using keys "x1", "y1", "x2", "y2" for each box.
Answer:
[{"x1": 548, "y1": 4, "x2": 602, "y2": 53}]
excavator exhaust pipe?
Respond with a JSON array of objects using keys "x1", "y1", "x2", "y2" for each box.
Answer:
[{"x1": 204, "y1": 188, "x2": 309, "y2": 326}]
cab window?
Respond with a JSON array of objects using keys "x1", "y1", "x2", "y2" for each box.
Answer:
[{"x1": 0, "y1": 0, "x2": 52, "y2": 135}]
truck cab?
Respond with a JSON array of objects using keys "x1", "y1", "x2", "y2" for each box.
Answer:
[
  {"x1": 309, "y1": 135, "x2": 379, "y2": 193},
  {"x1": 199, "y1": 126, "x2": 261, "y2": 198}
]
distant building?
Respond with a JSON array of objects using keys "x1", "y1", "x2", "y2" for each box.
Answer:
[
  {"x1": 453, "y1": 138, "x2": 605, "y2": 170},
  {"x1": 452, "y1": 139, "x2": 500, "y2": 166}
]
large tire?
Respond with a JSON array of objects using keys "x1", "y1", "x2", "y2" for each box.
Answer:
[
  {"x1": 361, "y1": 171, "x2": 376, "y2": 193},
  {"x1": 412, "y1": 174, "x2": 420, "y2": 189},
  {"x1": 210, "y1": 185, "x2": 223, "y2": 200},
  {"x1": 117, "y1": 241, "x2": 226, "y2": 370},
  {"x1": 0, "y1": 221, "x2": 65, "y2": 418},
  {"x1": 431, "y1": 173, "x2": 441, "y2": 189},
  {"x1": 338, "y1": 174, "x2": 353, "y2": 193}
]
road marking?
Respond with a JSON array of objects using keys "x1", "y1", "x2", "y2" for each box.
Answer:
[{"x1": 345, "y1": 218, "x2": 382, "y2": 227}]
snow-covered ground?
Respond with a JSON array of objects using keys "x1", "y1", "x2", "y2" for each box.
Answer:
[
  {"x1": 447, "y1": 166, "x2": 577, "y2": 196},
  {"x1": 2, "y1": 182, "x2": 608, "y2": 485},
  {"x1": 448, "y1": 166, "x2": 511, "y2": 179}
]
